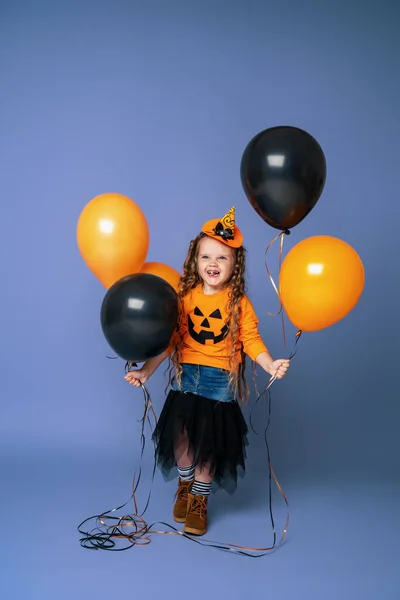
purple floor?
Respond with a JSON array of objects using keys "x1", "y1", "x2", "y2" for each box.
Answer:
[{"x1": 2, "y1": 444, "x2": 398, "y2": 599}]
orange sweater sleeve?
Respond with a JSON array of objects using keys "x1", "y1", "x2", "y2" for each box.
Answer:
[
  {"x1": 165, "y1": 302, "x2": 188, "y2": 356},
  {"x1": 239, "y1": 295, "x2": 268, "y2": 361}
]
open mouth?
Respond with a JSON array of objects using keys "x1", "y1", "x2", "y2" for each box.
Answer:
[{"x1": 207, "y1": 270, "x2": 220, "y2": 278}]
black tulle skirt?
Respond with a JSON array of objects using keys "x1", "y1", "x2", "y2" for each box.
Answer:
[{"x1": 152, "y1": 390, "x2": 248, "y2": 492}]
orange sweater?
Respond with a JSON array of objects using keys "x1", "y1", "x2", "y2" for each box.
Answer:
[{"x1": 176, "y1": 284, "x2": 268, "y2": 371}]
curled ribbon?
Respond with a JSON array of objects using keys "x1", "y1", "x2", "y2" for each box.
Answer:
[{"x1": 78, "y1": 375, "x2": 292, "y2": 557}]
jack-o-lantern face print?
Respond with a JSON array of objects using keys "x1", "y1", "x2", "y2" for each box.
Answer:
[{"x1": 188, "y1": 306, "x2": 229, "y2": 345}]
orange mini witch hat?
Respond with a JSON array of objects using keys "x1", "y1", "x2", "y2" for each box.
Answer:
[{"x1": 201, "y1": 206, "x2": 243, "y2": 248}]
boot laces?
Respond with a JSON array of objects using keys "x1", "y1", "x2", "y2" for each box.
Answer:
[
  {"x1": 189, "y1": 494, "x2": 207, "y2": 517},
  {"x1": 175, "y1": 480, "x2": 191, "y2": 501}
]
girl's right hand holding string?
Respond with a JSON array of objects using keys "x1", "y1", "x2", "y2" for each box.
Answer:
[
  {"x1": 124, "y1": 350, "x2": 169, "y2": 389},
  {"x1": 125, "y1": 368, "x2": 149, "y2": 388}
]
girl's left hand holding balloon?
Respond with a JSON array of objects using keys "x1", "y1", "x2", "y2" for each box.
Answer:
[
  {"x1": 270, "y1": 359, "x2": 290, "y2": 380},
  {"x1": 256, "y1": 351, "x2": 290, "y2": 380}
]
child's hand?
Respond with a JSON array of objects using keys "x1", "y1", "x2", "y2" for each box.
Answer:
[
  {"x1": 270, "y1": 359, "x2": 290, "y2": 380},
  {"x1": 124, "y1": 368, "x2": 149, "y2": 388}
]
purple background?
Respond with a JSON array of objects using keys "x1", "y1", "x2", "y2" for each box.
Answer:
[{"x1": 1, "y1": 0, "x2": 399, "y2": 598}]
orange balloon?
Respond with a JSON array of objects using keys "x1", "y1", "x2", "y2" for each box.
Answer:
[
  {"x1": 279, "y1": 236, "x2": 364, "y2": 332},
  {"x1": 140, "y1": 262, "x2": 181, "y2": 292},
  {"x1": 76, "y1": 193, "x2": 150, "y2": 288}
]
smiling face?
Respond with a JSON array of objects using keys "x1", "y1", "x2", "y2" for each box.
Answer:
[{"x1": 197, "y1": 236, "x2": 235, "y2": 294}]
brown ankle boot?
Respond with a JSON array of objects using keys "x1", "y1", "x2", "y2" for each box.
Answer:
[
  {"x1": 173, "y1": 478, "x2": 193, "y2": 523},
  {"x1": 183, "y1": 493, "x2": 208, "y2": 536}
]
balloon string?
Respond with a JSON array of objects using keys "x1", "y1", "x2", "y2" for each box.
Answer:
[
  {"x1": 77, "y1": 379, "x2": 290, "y2": 557},
  {"x1": 250, "y1": 329, "x2": 302, "y2": 415},
  {"x1": 265, "y1": 231, "x2": 287, "y2": 347}
]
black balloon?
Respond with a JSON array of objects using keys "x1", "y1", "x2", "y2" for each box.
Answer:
[
  {"x1": 240, "y1": 126, "x2": 327, "y2": 231},
  {"x1": 100, "y1": 273, "x2": 178, "y2": 362}
]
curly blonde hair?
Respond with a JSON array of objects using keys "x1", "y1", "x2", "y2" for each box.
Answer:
[{"x1": 168, "y1": 232, "x2": 250, "y2": 403}]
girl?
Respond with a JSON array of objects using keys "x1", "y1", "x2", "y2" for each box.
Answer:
[{"x1": 125, "y1": 207, "x2": 290, "y2": 536}]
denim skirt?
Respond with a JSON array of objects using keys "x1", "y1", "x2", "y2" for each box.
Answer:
[
  {"x1": 172, "y1": 363, "x2": 235, "y2": 402},
  {"x1": 152, "y1": 363, "x2": 248, "y2": 492}
]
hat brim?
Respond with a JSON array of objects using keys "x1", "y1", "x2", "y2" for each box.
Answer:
[{"x1": 201, "y1": 218, "x2": 243, "y2": 248}]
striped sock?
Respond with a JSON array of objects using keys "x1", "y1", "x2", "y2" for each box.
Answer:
[
  {"x1": 177, "y1": 464, "x2": 195, "y2": 482},
  {"x1": 192, "y1": 480, "x2": 212, "y2": 496}
]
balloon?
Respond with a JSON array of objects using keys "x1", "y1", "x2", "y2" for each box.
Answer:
[
  {"x1": 140, "y1": 262, "x2": 181, "y2": 292},
  {"x1": 240, "y1": 126, "x2": 327, "y2": 231},
  {"x1": 100, "y1": 273, "x2": 178, "y2": 362},
  {"x1": 279, "y1": 236, "x2": 364, "y2": 332},
  {"x1": 77, "y1": 193, "x2": 150, "y2": 288}
]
